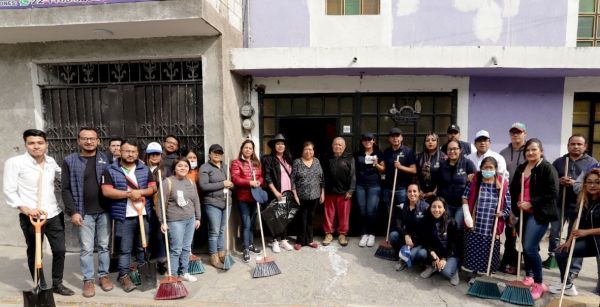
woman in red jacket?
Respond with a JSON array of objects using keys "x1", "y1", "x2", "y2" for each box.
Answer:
[{"x1": 230, "y1": 139, "x2": 264, "y2": 262}]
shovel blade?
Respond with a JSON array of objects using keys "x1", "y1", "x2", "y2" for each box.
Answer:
[
  {"x1": 23, "y1": 286, "x2": 56, "y2": 307},
  {"x1": 137, "y1": 261, "x2": 158, "y2": 292}
]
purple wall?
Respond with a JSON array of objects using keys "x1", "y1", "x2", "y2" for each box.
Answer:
[
  {"x1": 393, "y1": 1, "x2": 568, "y2": 46},
  {"x1": 248, "y1": 0, "x2": 309, "y2": 47},
  {"x1": 468, "y1": 77, "x2": 565, "y2": 161}
]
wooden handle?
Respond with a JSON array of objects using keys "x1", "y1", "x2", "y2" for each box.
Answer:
[
  {"x1": 385, "y1": 155, "x2": 401, "y2": 242},
  {"x1": 559, "y1": 197, "x2": 585, "y2": 306},
  {"x1": 486, "y1": 175, "x2": 505, "y2": 276},
  {"x1": 559, "y1": 158, "x2": 569, "y2": 245},
  {"x1": 517, "y1": 175, "x2": 525, "y2": 280},
  {"x1": 157, "y1": 169, "x2": 172, "y2": 277},
  {"x1": 256, "y1": 201, "x2": 268, "y2": 258},
  {"x1": 29, "y1": 215, "x2": 47, "y2": 269},
  {"x1": 138, "y1": 214, "x2": 147, "y2": 248}
]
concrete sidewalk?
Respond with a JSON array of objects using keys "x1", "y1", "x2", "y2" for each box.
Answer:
[{"x1": 0, "y1": 236, "x2": 598, "y2": 307}]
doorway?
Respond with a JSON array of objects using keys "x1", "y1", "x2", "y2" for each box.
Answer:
[{"x1": 278, "y1": 117, "x2": 337, "y2": 159}]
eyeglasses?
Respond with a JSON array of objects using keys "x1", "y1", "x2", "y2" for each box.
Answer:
[
  {"x1": 79, "y1": 137, "x2": 98, "y2": 142},
  {"x1": 585, "y1": 180, "x2": 600, "y2": 185},
  {"x1": 164, "y1": 140, "x2": 178, "y2": 146},
  {"x1": 447, "y1": 147, "x2": 460, "y2": 152}
]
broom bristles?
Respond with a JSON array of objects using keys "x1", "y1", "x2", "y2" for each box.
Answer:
[
  {"x1": 467, "y1": 278, "x2": 502, "y2": 299},
  {"x1": 500, "y1": 280, "x2": 534, "y2": 306},
  {"x1": 223, "y1": 255, "x2": 235, "y2": 270},
  {"x1": 129, "y1": 270, "x2": 141, "y2": 286},
  {"x1": 374, "y1": 241, "x2": 396, "y2": 261},
  {"x1": 155, "y1": 276, "x2": 188, "y2": 300},
  {"x1": 188, "y1": 259, "x2": 206, "y2": 275},
  {"x1": 252, "y1": 257, "x2": 281, "y2": 278}
]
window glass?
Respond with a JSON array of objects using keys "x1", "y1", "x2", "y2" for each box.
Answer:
[
  {"x1": 593, "y1": 144, "x2": 600, "y2": 161},
  {"x1": 435, "y1": 96, "x2": 452, "y2": 113},
  {"x1": 573, "y1": 100, "x2": 590, "y2": 124},
  {"x1": 577, "y1": 41, "x2": 594, "y2": 47},
  {"x1": 594, "y1": 124, "x2": 600, "y2": 142},
  {"x1": 579, "y1": 0, "x2": 596, "y2": 13},
  {"x1": 309, "y1": 97, "x2": 323, "y2": 115},
  {"x1": 327, "y1": 0, "x2": 342, "y2": 15},
  {"x1": 263, "y1": 118, "x2": 276, "y2": 135},
  {"x1": 573, "y1": 127, "x2": 589, "y2": 138},
  {"x1": 344, "y1": 0, "x2": 360, "y2": 15},
  {"x1": 278, "y1": 98, "x2": 291, "y2": 115},
  {"x1": 417, "y1": 96, "x2": 434, "y2": 113},
  {"x1": 340, "y1": 96, "x2": 353, "y2": 114},
  {"x1": 292, "y1": 97, "x2": 306, "y2": 115},
  {"x1": 263, "y1": 98, "x2": 275, "y2": 116},
  {"x1": 578, "y1": 16, "x2": 594, "y2": 38},
  {"x1": 362, "y1": 0, "x2": 379, "y2": 14},
  {"x1": 379, "y1": 96, "x2": 395, "y2": 114},
  {"x1": 361, "y1": 116, "x2": 377, "y2": 133},
  {"x1": 361, "y1": 96, "x2": 377, "y2": 113},
  {"x1": 324, "y1": 97, "x2": 338, "y2": 115}
]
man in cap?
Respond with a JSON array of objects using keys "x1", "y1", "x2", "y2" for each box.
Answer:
[
  {"x1": 466, "y1": 130, "x2": 507, "y2": 175},
  {"x1": 498, "y1": 122, "x2": 527, "y2": 274},
  {"x1": 382, "y1": 128, "x2": 416, "y2": 209},
  {"x1": 62, "y1": 127, "x2": 113, "y2": 297},
  {"x1": 441, "y1": 124, "x2": 474, "y2": 156}
]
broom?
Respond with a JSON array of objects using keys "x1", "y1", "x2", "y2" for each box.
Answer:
[
  {"x1": 222, "y1": 160, "x2": 235, "y2": 270},
  {"x1": 500, "y1": 175, "x2": 534, "y2": 306},
  {"x1": 375, "y1": 155, "x2": 400, "y2": 261},
  {"x1": 545, "y1": 159, "x2": 569, "y2": 270},
  {"x1": 548, "y1": 197, "x2": 585, "y2": 307},
  {"x1": 188, "y1": 254, "x2": 205, "y2": 275},
  {"x1": 467, "y1": 173, "x2": 505, "y2": 299},
  {"x1": 155, "y1": 169, "x2": 188, "y2": 300},
  {"x1": 251, "y1": 170, "x2": 281, "y2": 278}
]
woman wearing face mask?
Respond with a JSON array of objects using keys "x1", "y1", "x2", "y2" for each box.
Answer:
[
  {"x1": 416, "y1": 132, "x2": 447, "y2": 202},
  {"x1": 551, "y1": 169, "x2": 600, "y2": 296},
  {"x1": 510, "y1": 138, "x2": 559, "y2": 300},
  {"x1": 433, "y1": 140, "x2": 476, "y2": 230},
  {"x1": 462, "y1": 157, "x2": 511, "y2": 284},
  {"x1": 420, "y1": 197, "x2": 461, "y2": 285},
  {"x1": 184, "y1": 149, "x2": 200, "y2": 184},
  {"x1": 158, "y1": 158, "x2": 202, "y2": 282},
  {"x1": 389, "y1": 183, "x2": 429, "y2": 270}
]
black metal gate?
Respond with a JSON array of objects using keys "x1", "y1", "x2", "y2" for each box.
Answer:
[{"x1": 37, "y1": 60, "x2": 204, "y2": 250}]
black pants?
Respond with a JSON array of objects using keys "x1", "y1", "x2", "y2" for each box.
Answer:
[
  {"x1": 296, "y1": 198, "x2": 318, "y2": 245},
  {"x1": 501, "y1": 225, "x2": 518, "y2": 267},
  {"x1": 19, "y1": 213, "x2": 66, "y2": 288}
]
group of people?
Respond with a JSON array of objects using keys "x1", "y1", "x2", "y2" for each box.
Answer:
[{"x1": 3, "y1": 122, "x2": 600, "y2": 302}]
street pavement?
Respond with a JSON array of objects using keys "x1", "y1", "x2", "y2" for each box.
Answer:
[{"x1": 0, "y1": 236, "x2": 598, "y2": 307}]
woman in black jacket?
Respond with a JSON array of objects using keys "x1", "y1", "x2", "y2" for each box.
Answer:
[
  {"x1": 419, "y1": 197, "x2": 461, "y2": 286},
  {"x1": 262, "y1": 133, "x2": 294, "y2": 252},
  {"x1": 510, "y1": 138, "x2": 559, "y2": 300}
]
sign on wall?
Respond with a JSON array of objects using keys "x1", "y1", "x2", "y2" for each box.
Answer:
[{"x1": 0, "y1": 0, "x2": 156, "y2": 9}]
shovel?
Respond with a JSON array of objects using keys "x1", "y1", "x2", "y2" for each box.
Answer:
[
  {"x1": 23, "y1": 214, "x2": 56, "y2": 307},
  {"x1": 134, "y1": 200, "x2": 158, "y2": 292},
  {"x1": 109, "y1": 220, "x2": 120, "y2": 273}
]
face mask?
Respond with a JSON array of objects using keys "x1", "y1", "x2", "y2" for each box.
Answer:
[
  {"x1": 190, "y1": 161, "x2": 198, "y2": 169},
  {"x1": 481, "y1": 170, "x2": 495, "y2": 179}
]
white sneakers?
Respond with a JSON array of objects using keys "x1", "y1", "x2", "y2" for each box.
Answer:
[
  {"x1": 366, "y1": 235, "x2": 376, "y2": 247},
  {"x1": 359, "y1": 235, "x2": 368, "y2": 247},
  {"x1": 280, "y1": 239, "x2": 293, "y2": 251},
  {"x1": 272, "y1": 240, "x2": 281, "y2": 253},
  {"x1": 549, "y1": 283, "x2": 578, "y2": 296},
  {"x1": 181, "y1": 273, "x2": 197, "y2": 282},
  {"x1": 359, "y1": 234, "x2": 376, "y2": 247}
]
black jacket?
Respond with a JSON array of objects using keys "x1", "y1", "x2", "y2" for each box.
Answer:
[
  {"x1": 422, "y1": 216, "x2": 461, "y2": 260},
  {"x1": 323, "y1": 152, "x2": 356, "y2": 194},
  {"x1": 262, "y1": 154, "x2": 293, "y2": 200},
  {"x1": 510, "y1": 159, "x2": 559, "y2": 224}
]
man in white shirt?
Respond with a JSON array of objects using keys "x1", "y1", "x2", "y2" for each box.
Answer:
[
  {"x1": 467, "y1": 130, "x2": 508, "y2": 176},
  {"x1": 3, "y1": 129, "x2": 74, "y2": 296}
]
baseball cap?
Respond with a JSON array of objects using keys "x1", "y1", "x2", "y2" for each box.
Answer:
[
  {"x1": 209, "y1": 144, "x2": 224, "y2": 154},
  {"x1": 447, "y1": 124, "x2": 460, "y2": 133},
  {"x1": 146, "y1": 142, "x2": 162, "y2": 154},
  {"x1": 361, "y1": 132, "x2": 375, "y2": 140},
  {"x1": 399, "y1": 245, "x2": 412, "y2": 268},
  {"x1": 474, "y1": 130, "x2": 490, "y2": 141},
  {"x1": 389, "y1": 127, "x2": 403, "y2": 136},
  {"x1": 509, "y1": 122, "x2": 527, "y2": 132}
]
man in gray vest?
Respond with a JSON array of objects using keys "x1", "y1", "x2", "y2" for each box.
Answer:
[{"x1": 62, "y1": 127, "x2": 113, "y2": 297}]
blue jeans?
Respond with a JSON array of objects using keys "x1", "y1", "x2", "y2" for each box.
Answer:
[
  {"x1": 238, "y1": 201, "x2": 256, "y2": 249},
  {"x1": 382, "y1": 187, "x2": 407, "y2": 209},
  {"x1": 167, "y1": 217, "x2": 196, "y2": 276},
  {"x1": 116, "y1": 216, "x2": 149, "y2": 278},
  {"x1": 447, "y1": 205, "x2": 464, "y2": 230},
  {"x1": 522, "y1": 214, "x2": 549, "y2": 283},
  {"x1": 556, "y1": 238, "x2": 600, "y2": 283},
  {"x1": 410, "y1": 245, "x2": 428, "y2": 264},
  {"x1": 437, "y1": 256, "x2": 460, "y2": 279},
  {"x1": 78, "y1": 212, "x2": 111, "y2": 281},
  {"x1": 356, "y1": 185, "x2": 381, "y2": 235},
  {"x1": 205, "y1": 205, "x2": 227, "y2": 255}
]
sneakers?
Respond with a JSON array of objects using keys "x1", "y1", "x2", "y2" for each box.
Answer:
[
  {"x1": 294, "y1": 243, "x2": 302, "y2": 250},
  {"x1": 549, "y1": 283, "x2": 578, "y2": 296},
  {"x1": 531, "y1": 283, "x2": 546, "y2": 300},
  {"x1": 118, "y1": 275, "x2": 136, "y2": 293},
  {"x1": 181, "y1": 273, "x2": 197, "y2": 282},
  {"x1": 52, "y1": 283, "x2": 75, "y2": 296},
  {"x1": 98, "y1": 276, "x2": 113, "y2": 292},
  {"x1": 420, "y1": 266, "x2": 436, "y2": 278},
  {"x1": 359, "y1": 235, "x2": 368, "y2": 247},
  {"x1": 450, "y1": 271, "x2": 460, "y2": 286},
  {"x1": 272, "y1": 240, "x2": 281, "y2": 253},
  {"x1": 82, "y1": 280, "x2": 95, "y2": 298},
  {"x1": 338, "y1": 234, "x2": 348, "y2": 246},
  {"x1": 395, "y1": 260, "x2": 407, "y2": 272},
  {"x1": 243, "y1": 249, "x2": 250, "y2": 263},
  {"x1": 248, "y1": 244, "x2": 261, "y2": 253},
  {"x1": 366, "y1": 235, "x2": 376, "y2": 247},
  {"x1": 323, "y1": 233, "x2": 333, "y2": 246},
  {"x1": 308, "y1": 242, "x2": 319, "y2": 249},
  {"x1": 522, "y1": 276, "x2": 535, "y2": 287},
  {"x1": 280, "y1": 239, "x2": 293, "y2": 251}
]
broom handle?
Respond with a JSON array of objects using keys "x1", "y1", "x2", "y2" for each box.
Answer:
[
  {"x1": 252, "y1": 171, "x2": 268, "y2": 259},
  {"x1": 158, "y1": 169, "x2": 173, "y2": 277},
  {"x1": 385, "y1": 155, "x2": 400, "y2": 242},
  {"x1": 137, "y1": 206, "x2": 147, "y2": 248},
  {"x1": 111, "y1": 220, "x2": 115, "y2": 255},
  {"x1": 559, "y1": 158, "x2": 568, "y2": 244},
  {"x1": 517, "y1": 174, "x2": 524, "y2": 280},
  {"x1": 558, "y1": 197, "x2": 584, "y2": 307},
  {"x1": 225, "y1": 158, "x2": 230, "y2": 253},
  {"x1": 486, "y1": 174, "x2": 505, "y2": 276},
  {"x1": 34, "y1": 164, "x2": 45, "y2": 286}
]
